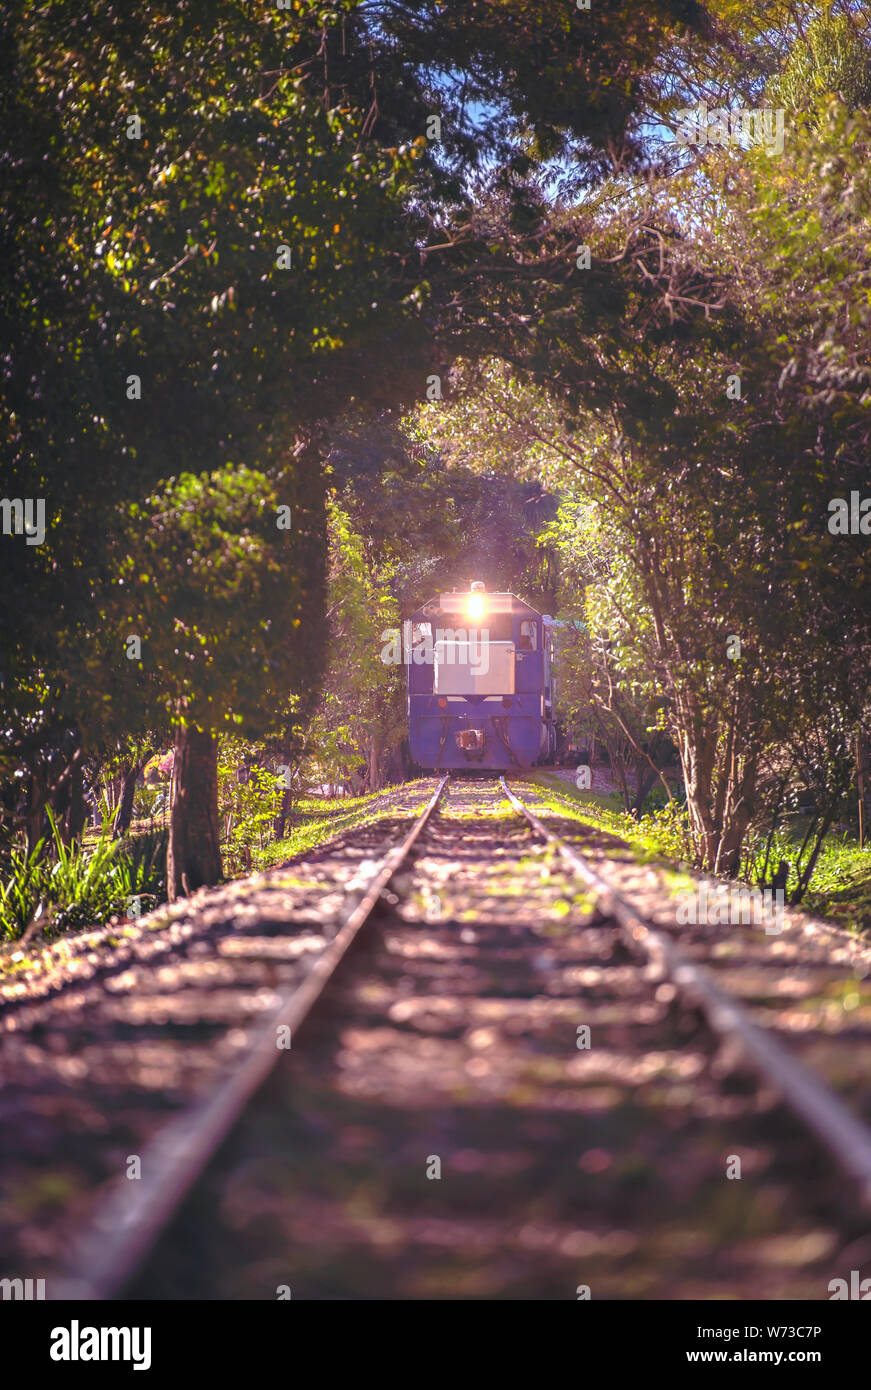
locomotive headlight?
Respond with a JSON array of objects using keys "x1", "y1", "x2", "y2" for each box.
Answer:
[{"x1": 466, "y1": 592, "x2": 486, "y2": 622}]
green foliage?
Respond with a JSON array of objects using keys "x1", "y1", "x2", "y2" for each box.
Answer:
[
  {"x1": 0, "y1": 817, "x2": 166, "y2": 941},
  {"x1": 1, "y1": 0, "x2": 715, "y2": 829},
  {"x1": 740, "y1": 816, "x2": 871, "y2": 922},
  {"x1": 768, "y1": 10, "x2": 871, "y2": 115},
  {"x1": 0, "y1": 0, "x2": 425, "y2": 842},
  {"x1": 257, "y1": 782, "x2": 427, "y2": 872},
  {"x1": 4, "y1": 0, "x2": 870, "y2": 895},
  {"x1": 103, "y1": 466, "x2": 322, "y2": 738},
  {"x1": 321, "y1": 498, "x2": 404, "y2": 759},
  {"x1": 298, "y1": 707, "x2": 365, "y2": 793},
  {"x1": 633, "y1": 800, "x2": 694, "y2": 864},
  {"x1": 132, "y1": 782, "x2": 169, "y2": 823},
  {"x1": 117, "y1": 827, "x2": 168, "y2": 906},
  {"x1": 534, "y1": 773, "x2": 871, "y2": 933},
  {"x1": 802, "y1": 846, "x2": 871, "y2": 934},
  {"x1": 0, "y1": 838, "x2": 49, "y2": 941},
  {"x1": 407, "y1": 7, "x2": 871, "y2": 867},
  {"x1": 249, "y1": 491, "x2": 411, "y2": 794},
  {"x1": 217, "y1": 736, "x2": 286, "y2": 873}
]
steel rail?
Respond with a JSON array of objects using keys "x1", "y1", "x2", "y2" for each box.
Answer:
[
  {"x1": 501, "y1": 778, "x2": 871, "y2": 1212},
  {"x1": 536, "y1": 779, "x2": 871, "y2": 962},
  {"x1": 55, "y1": 775, "x2": 450, "y2": 1300}
]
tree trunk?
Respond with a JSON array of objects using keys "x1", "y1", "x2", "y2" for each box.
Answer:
[
  {"x1": 25, "y1": 765, "x2": 48, "y2": 852},
  {"x1": 66, "y1": 756, "x2": 85, "y2": 843},
  {"x1": 383, "y1": 742, "x2": 408, "y2": 787},
  {"x1": 631, "y1": 762, "x2": 657, "y2": 817},
  {"x1": 113, "y1": 757, "x2": 145, "y2": 839},
  {"x1": 272, "y1": 786, "x2": 294, "y2": 840},
  {"x1": 712, "y1": 755, "x2": 757, "y2": 877},
  {"x1": 678, "y1": 720, "x2": 718, "y2": 867},
  {"x1": 167, "y1": 727, "x2": 222, "y2": 901},
  {"x1": 368, "y1": 732, "x2": 381, "y2": 793}
]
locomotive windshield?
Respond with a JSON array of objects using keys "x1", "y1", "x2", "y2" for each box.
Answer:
[{"x1": 439, "y1": 611, "x2": 514, "y2": 641}]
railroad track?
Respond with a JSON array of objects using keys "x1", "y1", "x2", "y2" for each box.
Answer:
[
  {"x1": 2, "y1": 775, "x2": 871, "y2": 1300},
  {"x1": 500, "y1": 779, "x2": 871, "y2": 1208}
]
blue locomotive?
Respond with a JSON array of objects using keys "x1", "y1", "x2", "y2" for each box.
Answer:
[{"x1": 406, "y1": 583, "x2": 557, "y2": 772}]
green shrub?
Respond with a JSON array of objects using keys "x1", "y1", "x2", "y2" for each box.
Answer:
[
  {"x1": 0, "y1": 815, "x2": 167, "y2": 941},
  {"x1": 132, "y1": 782, "x2": 169, "y2": 822},
  {"x1": 218, "y1": 738, "x2": 286, "y2": 873},
  {"x1": 0, "y1": 837, "x2": 48, "y2": 940},
  {"x1": 633, "y1": 798, "x2": 694, "y2": 862}
]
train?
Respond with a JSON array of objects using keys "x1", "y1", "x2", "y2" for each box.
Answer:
[{"x1": 406, "y1": 582, "x2": 558, "y2": 772}]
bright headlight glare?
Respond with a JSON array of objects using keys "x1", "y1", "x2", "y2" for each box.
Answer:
[{"x1": 466, "y1": 593, "x2": 486, "y2": 621}]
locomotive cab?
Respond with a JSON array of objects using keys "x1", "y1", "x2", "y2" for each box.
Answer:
[{"x1": 406, "y1": 583, "x2": 556, "y2": 772}]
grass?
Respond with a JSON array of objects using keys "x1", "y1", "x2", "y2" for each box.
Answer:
[
  {"x1": 0, "y1": 817, "x2": 167, "y2": 944},
  {"x1": 800, "y1": 839, "x2": 871, "y2": 933},
  {"x1": 1, "y1": 784, "x2": 422, "y2": 947},
  {"x1": 7, "y1": 772, "x2": 867, "y2": 947},
  {"x1": 527, "y1": 774, "x2": 661, "y2": 849},
  {"x1": 252, "y1": 782, "x2": 433, "y2": 871},
  {"x1": 527, "y1": 772, "x2": 871, "y2": 936}
]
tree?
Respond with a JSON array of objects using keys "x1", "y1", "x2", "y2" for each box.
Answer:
[
  {"x1": 2, "y1": 0, "x2": 718, "y2": 885},
  {"x1": 319, "y1": 497, "x2": 405, "y2": 792},
  {"x1": 97, "y1": 466, "x2": 324, "y2": 898},
  {"x1": 0, "y1": 0, "x2": 427, "y2": 874}
]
